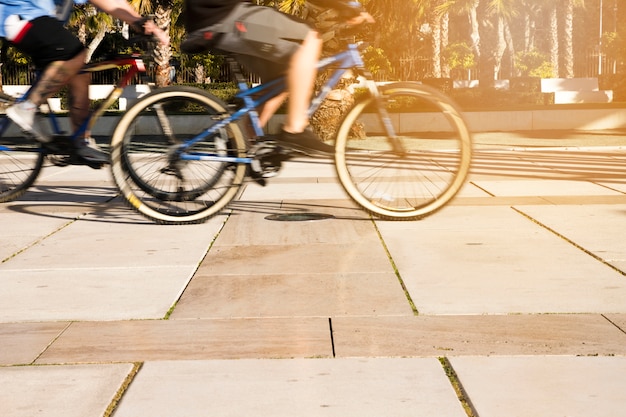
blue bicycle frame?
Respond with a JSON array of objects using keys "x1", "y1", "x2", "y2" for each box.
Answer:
[
  {"x1": 177, "y1": 42, "x2": 390, "y2": 164},
  {"x1": 0, "y1": 55, "x2": 146, "y2": 151}
]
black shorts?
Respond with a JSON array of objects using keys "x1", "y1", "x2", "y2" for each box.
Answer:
[
  {"x1": 182, "y1": 3, "x2": 312, "y2": 81},
  {"x1": 11, "y1": 16, "x2": 84, "y2": 69}
]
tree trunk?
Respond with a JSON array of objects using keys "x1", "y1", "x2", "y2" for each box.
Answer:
[
  {"x1": 429, "y1": 2, "x2": 442, "y2": 78},
  {"x1": 311, "y1": 73, "x2": 362, "y2": 142},
  {"x1": 441, "y1": 12, "x2": 450, "y2": 78},
  {"x1": 153, "y1": 5, "x2": 173, "y2": 87},
  {"x1": 548, "y1": 3, "x2": 559, "y2": 77},
  {"x1": 504, "y1": 20, "x2": 515, "y2": 78},
  {"x1": 477, "y1": 0, "x2": 497, "y2": 88},
  {"x1": 493, "y1": 16, "x2": 507, "y2": 79},
  {"x1": 194, "y1": 64, "x2": 205, "y2": 84},
  {"x1": 468, "y1": 0, "x2": 481, "y2": 58},
  {"x1": 562, "y1": 0, "x2": 575, "y2": 78},
  {"x1": 85, "y1": 26, "x2": 107, "y2": 63}
]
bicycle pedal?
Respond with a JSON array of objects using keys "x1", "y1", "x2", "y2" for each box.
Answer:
[{"x1": 246, "y1": 164, "x2": 267, "y2": 187}]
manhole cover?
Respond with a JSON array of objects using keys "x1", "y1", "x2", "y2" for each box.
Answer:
[{"x1": 265, "y1": 213, "x2": 335, "y2": 222}]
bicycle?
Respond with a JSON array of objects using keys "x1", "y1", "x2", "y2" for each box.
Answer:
[
  {"x1": 0, "y1": 42, "x2": 151, "y2": 203},
  {"x1": 110, "y1": 23, "x2": 472, "y2": 225}
]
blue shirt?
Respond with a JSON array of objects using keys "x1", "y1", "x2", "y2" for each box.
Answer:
[{"x1": 0, "y1": 0, "x2": 88, "y2": 37}]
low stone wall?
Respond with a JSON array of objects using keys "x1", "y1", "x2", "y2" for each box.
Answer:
[
  {"x1": 464, "y1": 107, "x2": 626, "y2": 131},
  {"x1": 5, "y1": 107, "x2": 626, "y2": 138}
]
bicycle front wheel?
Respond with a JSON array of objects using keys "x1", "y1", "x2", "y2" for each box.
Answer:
[
  {"x1": 110, "y1": 86, "x2": 247, "y2": 225},
  {"x1": 335, "y1": 82, "x2": 472, "y2": 220},
  {"x1": 0, "y1": 136, "x2": 44, "y2": 203}
]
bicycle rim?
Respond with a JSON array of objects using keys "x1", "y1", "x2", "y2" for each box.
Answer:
[
  {"x1": 335, "y1": 83, "x2": 472, "y2": 220},
  {"x1": 0, "y1": 137, "x2": 44, "y2": 203},
  {"x1": 110, "y1": 86, "x2": 247, "y2": 225}
]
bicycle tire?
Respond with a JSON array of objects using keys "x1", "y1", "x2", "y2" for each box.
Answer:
[
  {"x1": 0, "y1": 136, "x2": 44, "y2": 203},
  {"x1": 334, "y1": 82, "x2": 472, "y2": 220},
  {"x1": 110, "y1": 86, "x2": 247, "y2": 225}
]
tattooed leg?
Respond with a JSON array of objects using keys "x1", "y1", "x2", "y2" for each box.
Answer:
[
  {"x1": 29, "y1": 50, "x2": 87, "y2": 106},
  {"x1": 68, "y1": 71, "x2": 91, "y2": 134}
]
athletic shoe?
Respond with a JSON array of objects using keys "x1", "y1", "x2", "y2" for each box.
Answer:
[
  {"x1": 76, "y1": 137, "x2": 109, "y2": 164},
  {"x1": 6, "y1": 101, "x2": 50, "y2": 143},
  {"x1": 277, "y1": 128, "x2": 334, "y2": 155}
]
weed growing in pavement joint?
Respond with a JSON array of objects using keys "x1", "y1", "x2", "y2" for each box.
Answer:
[
  {"x1": 104, "y1": 362, "x2": 143, "y2": 417},
  {"x1": 438, "y1": 357, "x2": 478, "y2": 417},
  {"x1": 370, "y1": 219, "x2": 419, "y2": 315}
]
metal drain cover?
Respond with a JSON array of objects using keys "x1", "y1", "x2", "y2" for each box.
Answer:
[{"x1": 265, "y1": 213, "x2": 335, "y2": 221}]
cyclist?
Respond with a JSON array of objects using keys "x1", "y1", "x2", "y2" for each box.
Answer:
[
  {"x1": 182, "y1": 0, "x2": 374, "y2": 154},
  {"x1": 1, "y1": 0, "x2": 168, "y2": 164}
]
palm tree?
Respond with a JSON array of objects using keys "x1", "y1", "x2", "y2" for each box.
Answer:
[
  {"x1": 130, "y1": 0, "x2": 179, "y2": 86},
  {"x1": 69, "y1": 4, "x2": 114, "y2": 63},
  {"x1": 547, "y1": 1, "x2": 559, "y2": 77},
  {"x1": 428, "y1": 0, "x2": 445, "y2": 77},
  {"x1": 561, "y1": 0, "x2": 585, "y2": 78},
  {"x1": 490, "y1": 0, "x2": 519, "y2": 79},
  {"x1": 366, "y1": 0, "x2": 429, "y2": 79}
]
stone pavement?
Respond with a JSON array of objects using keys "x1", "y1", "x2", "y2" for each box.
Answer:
[{"x1": 1, "y1": 131, "x2": 626, "y2": 417}]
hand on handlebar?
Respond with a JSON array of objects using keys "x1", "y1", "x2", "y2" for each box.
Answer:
[
  {"x1": 131, "y1": 17, "x2": 170, "y2": 46},
  {"x1": 143, "y1": 20, "x2": 169, "y2": 46}
]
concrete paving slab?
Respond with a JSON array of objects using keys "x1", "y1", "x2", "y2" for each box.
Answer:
[
  {"x1": 516, "y1": 204, "x2": 626, "y2": 273},
  {"x1": 472, "y1": 179, "x2": 622, "y2": 197},
  {"x1": 0, "y1": 322, "x2": 69, "y2": 365},
  {"x1": 449, "y1": 356, "x2": 626, "y2": 417},
  {"x1": 170, "y1": 272, "x2": 413, "y2": 319},
  {"x1": 240, "y1": 180, "x2": 348, "y2": 201},
  {"x1": 0, "y1": 214, "x2": 222, "y2": 269},
  {"x1": 202, "y1": 197, "x2": 394, "y2": 275},
  {"x1": 331, "y1": 315, "x2": 626, "y2": 357},
  {"x1": 238, "y1": 159, "x2": 344, "y2": 199},
  {"x1": 376, "y1": 206, "x2": 626, "y2": 314},
  {"x1": 0, "y1": 212, "x2": 71, "y2": 262},
  {"x1": 228, "y1": 199, "x2": 370, "y2": 221},
  {"x1": 215, "y1": 200, "x2": 376, "y2": 246},
  {"x1": 453, "y1": 181, "x2": 492, "y2": 197},
  {"x1": 468, "y1": 152, "x2": 574, "y2": 181},
  {"x1": 36, "y1": 318, "x2": 332, "y2": 363},
  {"x1": 602, "y1": 181, "x2": 626, "y2": 193},
  {"x1": 470, "y1": 148, "x2": 626, "y2": 184},
  {"x1": 604, "y1": 314, "x2": 626, "y2": 332},
  {"x1": 197, "y1": 242, "x2": 393, "y2": 275},
  {"x1": 113, "y1": 358, "x2": 467, "y2": 417},
  {"x1": 0, "y1": 363, "x2": 133, "y2": 417},
  {"x1": 4, "y1": 165, "x2": 116, "y2": 208},
  {"x1": 0, "y1": 266, "x2": 194, "y2": 322},
  {"x1": 1, "y1": 195, "x2": 115, "y2": 218},
  {"x1": 263, "y1": 159, "x2": 338, "y2": 179}
]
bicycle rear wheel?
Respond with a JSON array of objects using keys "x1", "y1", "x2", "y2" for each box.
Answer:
[
  {"x1": 0, "y1": 136, "x2": 44, "y2": 203},
  {"x1": 110, "y1": 86, "x2": 247, "y2": 225},
  {"x1": 334, "y1": 82, "x2": 472, "y2": 220}
]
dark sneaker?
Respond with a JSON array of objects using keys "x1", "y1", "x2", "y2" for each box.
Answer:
[
  {"x1": 76, "y1": 138, "x2": 109, "y2": 164},
  {"x1": 277, "y1": 128, "x2": 334, "y2": 155}
]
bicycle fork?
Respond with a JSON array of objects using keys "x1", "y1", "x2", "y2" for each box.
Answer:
[{"x1": 362, "y1": 78, "x2": 405, "y2": 154}]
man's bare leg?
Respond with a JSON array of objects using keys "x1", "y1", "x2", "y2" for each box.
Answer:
[
  {"x1": 258, "y1": 92, "x2": 287, "y2": 128},
  {"x1": 283, "y1": 31, "x2": 322, "y2": 133},
  {"x1": 28, "y1": 51, "x2": 86, "y2": 106},
  {"x1": 67, "y1": 71, "x2": 91, "y2": 135},
  {"x1": 7, "y1": 51, "x2": 86, "y2": 142}
]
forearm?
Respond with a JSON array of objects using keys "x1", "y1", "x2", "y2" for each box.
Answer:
[
  {"x1": 88, "y1": 0, "x2": 170, "y2": 45},
  {"x1": 88, "y1": 0, "x2": 142, "y2": 25}
]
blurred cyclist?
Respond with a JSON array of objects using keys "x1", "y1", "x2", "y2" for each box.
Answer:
[{"x1": 1, "y1": 0, "x2": 168, "y2": 163}]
